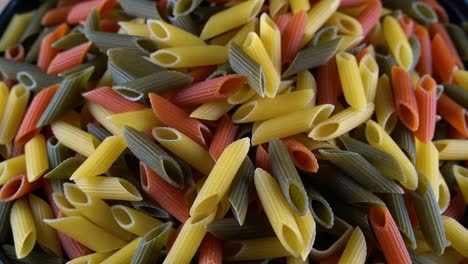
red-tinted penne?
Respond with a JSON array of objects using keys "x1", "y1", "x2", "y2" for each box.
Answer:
[
  {"x1": 442, "y1": 192, "x2": 465, "y2": 221},
  {"x1": 198, "y1": 233, "x2": 222, "y2": 264},
  {"x1": 339, "y1": 0, "x2": 367, "y2": 8},
  {"x1": 429, "y1": 23, "x2": 463, "y2": 70},
  {"x1": 15, "y1": 84, "x2": 60, "y2": 146},
  {"x1": 99, "y1": 19, "x2": 119, "y2": 32},
  {"x1": 149, "y1": 93, "x2": 213, "y2": 147},
  {"x1": 397, "y1": 16, "x2": 414, "y2": 37},
  {"x1": 140, "y1": 163, "x2": 189, "y2": 223},
  {"x1": 56, "y1": 212, "x2": 93, "y2": 260},
  {"x1": 255, "y1": 144, "x2": 272, "y2": 174},
  {"x1": 316, "y1": 57, "x2": 342, "y2": 106},
  {"x1": 171, "y1": 75, "x2": 245, "y2": 107},
  {"x1": 414, "y1": 24, "x2": 432, "y2": 76},
  {"x1": 391, "y1": 66, "x2": 419, "y2": 131},
  {"x1": 273, "y1": 14, "x2": 292, "y2": 35},
  {"x1": 0, "y1": 174, "x2": 42, "y2": 202},
  {"x1": 209, "y1": 115, "x2": 239, "y2": 161},
  {"x1": 187, "y1": 66, "x2": 217, "y2": 84},
  {"x1": 437, "y1": 94, "x2": 468, "y2": 138},
  {"x1": 356, "y1": 0, "x2": 382, "y2": 36},
  {"x1": 37, "y1": 23, "x2": 70, "y2": 71},
  {"x1": 355, "y1": 46, "x2": 370, "y2": 63},
  {"x1": 282, "y1": 137, "x2": 318, "y2": 172},
  {"x1": 369, "y1": 206, "x2": 412, "y2": 264},
  {"x1": 67, "y1": 0, "x2": 117, "y2": 24},
  {"x1": 47, "y1": 42, "x2": 93, "y2": 75},
  {"x1": 82, "y1": 86, "x2": 146, "y2": 114},
  {"x1": 42, "y1": 6, "x2": 73, "y2": 26},
  {"x1": 281, "y1": 10, "x2": 307, "y2": 67},
  {"x1": 413, "y1": 75, "x2": 437, "y2": 143},
  {"x1": 5, "y1": 44, "x2": 25, "y2": 62},
  {"x1": 43, "y1": 179, "x2": 61, "y2": 216},
  {"x1": 447, "y1": 126, "x2": 466, "y2": 140}
]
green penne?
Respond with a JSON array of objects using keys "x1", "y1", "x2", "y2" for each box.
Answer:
[
  {"x1": 25, "y1": 26, "x2": 55, "y2": 63},
  {"x1": 305, "y1": 186, "x2": 334, "y2": 229},
  {"x1": 46, "y1": 136, "x2": 70, "y2": 168},
  {"x1": 130, "y1": 222, "x2": 172, "y2": 264},
  {"x1": 85, "y1": 31, "x2": 156, "y2": 54},
  {"x1": 86, "y1": 123, "x2": 112, "y2": 141},
  {"x1": 59, "y1": 54, "x2": 107, "y2": 81},
  {"x1": 443, "y1": 84, "x2": 468, "y2": 109},
  {"x1": 37, "y1": 66, "x2": 94, "y2": 126},
  {"x1": 208, "y1": 63, "x2": 234, "y2": 80},
  {"x1": 84, "y1": 9, "x2": 100, "y2": 35},
  {"x1": 409, "y1": 35, "x2": 421, "y2": 72},
  {"x1": 268, "y1": 138, "x2": 309, "y2": 215},
  {"x1": 16, "y1": 69, "x2": 63, "y2": 93},
  {"x1": 381, "y1": 0, "x2": 437, "y2": 25},
  {"x1": 440, "y1": 161, "x2": 458, "y2": 190},
  {"x1": 113, "y1": 71, "x2": 193, "y2": 101},
  {"x1": 392, "y1": 122, "x2": 416, "y2": 165},
  {"x1": 131, "y1": 199, "x2": 171, "y2": 220},
  {"x1": 0, "y1": 11, "x2": 34, "y2": 51},
  {"x1": 19, "y1": 1, "x2": 55, "y2": 43},
  {"x1": 310, "y1": 26, "x2": 339, "y2": 47},
  {"x1": 376, "y1": 52, "x2": 397, "y2": 79},
  {"x1": 319, "y1": 149, "x2": 403, "y2": 193},
  {"x1": 123, "y1": 126, "x2": 186, "y2": 189},
  {"x1": 282, "y1": 37, "x2": 343, "y2": 78},
  {"x1": 192, "y1": 6, "x2": 228, "y2": 24},
  {"x1": 168, "y1": 151, "x2": 194, "y2": 187},
  {"x1": 52, "y1": 31, "x2": 88, "y2": 50},
  {"x1": 332, "y1": 202, "x2": 377, "y2": 246},
  {"x1": 2, "y1": 244, "x2": 66, "y2": 264},
  {"x1": 410, "y1": 172, "x2": 446, "y2": 256},
  {"x1": 207, "y1": 216, "x2": 275, "y2": 240},
  {"x1": 0, "y1": 58, "x2": 41, "y2": 79},
  {"x1": 228, "y1": 157, "x2": 255, "y2": 226},
  {"x1": 174, "y1": 0, "x2": 204, "y2": 17},
  {"x1": 44, "y1": 157, "x2": 86, "y2": 179},
  {"x1": 445, "y1": 23, "x2": 468, "y2": 62},
  {"x1": 120, "y1": 0, "x2": 162, "y2": 20},
  {"x1": 228, "y1": 42, "x2": 265, "y2": 97},
  {"x1": 409, "y1": 251, "x2": 438, "y2": 264},
  {"x1": 382, "y1": 193, "x2": 417, "y2": 249},
  {"x1": 167, "y1": 13, "x2": 200, "y2": 36},
  {"x1": 0, "y1": 202, "x2": 12, "y2": 243}
]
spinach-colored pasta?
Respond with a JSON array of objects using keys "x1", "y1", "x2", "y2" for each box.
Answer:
[
  {"x1": 0, "y1": 202, "x2": 12, "y2": 243},
  {"x1": 46, "y1": 136, "x2": 70, "y2": 168},
  {"x1": 0, "y1": 57, "x2": 41, "y2": 79},
  {"x1": 208, "y1": 63, "x2": 234, "y2": 80},
  {"x1": 444, "y1": 23, "x2": 468, "y2": 62},
  {"x1": 382, "y1": 193, "x2": 417, "y2": 249},
  {"x1": 130, "y1": 222, "x2": 172, "y2": 264},
  {"x1": 52, "y1": 31, "x2": 88, "y2": 50},
  {"x1": 443, "y1": 83, "x2": 468, "y2": 109},
  {"x1": 59, "y1": 54, "x2": 107, "y2": 81},
  {"x1": 18, "y1": 0, "x2": 54, "y2": 43},
  {"x1": 86, "y1": 123, "x2": 112, "y2": 141},
  {"x1": 228, "y1": 42, "x2": 265, "y2": 97},
  {"x1": 120, "y1": 0, "x2": 162, "y2": 20},
  {"x1": 409, "y1": 251, "x2": 438, "y2": 264},
  {"x1": 167, "y1": 13, "x2": 200, "y2": 36},
  {"x1": 44, "y1": 157, "x2": 86, "y2": 179},
  {"x1": 409, "y1": 35, "x2": 421, "y2": 72},
  {"x1": 305, "y1": 186, "x2": 334, "y2": 229},
  {"x1": 2, "y1": 244, "x2": 66, "y2": 264},
  {"x1": 319, "y1": 149, "x2": 404, "y2": 194},
  {"x1": 207, "y1": 216, "x2": 275, "y2": 240},
  {"x1": 16, "y1": 69, "x2": 63, "y2": 93},
  {"x1": 192, "y1": 6, "x2": 228, "y2": 24},
  {"x1": 440, "y1": 161, "x2": 458, "y2": 190},
  {"x1": 131, "y1": 199, "x2": 171, "y2": 220},
  {"x1": 268, "y1": 138, "x2": 309, "y2": 216},
  {"x1": 85, "y1": 31, "x2": 156, "y2": 54},
  {"x1": 174, "y1": 0, "x2": 204, "y2": 17},
  {"x1": 392, "y1": 122, "x2": 416, "y2": 165},
  {"x1": 310, "y1": 26, "x2": 339, "y2": 47},
  {"x1": 228, "y1": 157, "x2": 255, "y2": 226},
  {"x1": 376, "y1": 52, "x2": 397, "y2": 79},
  {"x1": 25, "y1": 26, "x2": 55, "y2": 63},
  {"x1": 381, "y1": 0, "x2": 438, "y2": 25},
  {"x1": 84, "y1": 9, "x2": 100, "y2": 35}
]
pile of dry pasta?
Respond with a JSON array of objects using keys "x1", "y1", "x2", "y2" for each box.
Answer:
[{"x1": 0, "y1": 0, "x2": 467, "y2": 263}]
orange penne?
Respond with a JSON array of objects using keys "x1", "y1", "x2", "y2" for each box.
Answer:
[
  {"x1": 356, "y1": 0, "x2": 382, "y2": 36},
  {"x1": 339, "y1": 0, "x2": 367, "y2": 8},
  {"x1": 209, "y1": 115, "x2": 239, "y2": 161},
  {"x1": 42, "y1": 6, "x2": 73, "y2": 26},
  {"x1": 187, "y1": 66, "x2": 217, "y2": 83},
  {"x1": 447, "y1": 126, "x2": 466, "y2": 140},
  {"x1": 391, "y1": 66, "x2": 419, "y2": 131},
  {"x1": 149, "y1": 93, "x2": 213, "y2": 147},
  {"x1": 42, "y1": 179, "x2": 61, "y2": 216},
  {"x1": 414, "y1": 75, "x2": 437, "y2": 143},
  {"x1": 429, "y1": 23, "x2": 463, "y2": 70},
  {"x1": 316, "y1": 57, "x2": 342, "y2": 106},
  {"x1": 47, "y1": 42, "x2": 93, "y2": 75},
  {"x1": 15, "y1": 84, "x2": 60, "y2": 146},
  {"x1": 0, "y1": 174, "x2": 42, "y2": 202},
  {"x1": 437, "y1": 94, "x2": 468, "y2": 138},
  {"x1": 282, "y1": 137, "x2": 318, "y2": 172},
  {"x1": 82, "y1": 86, "x2": 146, "y2": 114},
  {"x1": 414, "y1": 24, "x2": 432, "y2": 76},
  {"x1": 37, "y1": 23, "x2": 70, "y2": 71},
  {"x1": 140, "y1": 163, "x2": 189, "y2": 223},
  {"x1": 56, "y1": 212, "x2": 93, "y2": 260},
  {"x1": 431, "y1": 35, "x2": 458, "y2": 83},
  {"x1": 198, "y1": 233, "x2": 222, "y2": 264},
  {"x1": 273, "y1": 14, "x2": 292, "y2": 34},
  {"x1": 397, "y1": 16, "x2": 414, "y2": 37},
  {"x1": 5, "y1": 44, "x2": 25, "y2": 62},
  {"x1": 255, "y1": 144, "x2": 272, "y2": 174},
  {"x1": 67, "y1": 0, "x2": 117, "y2": 24},
  {"x1": 442, "y1": 192, "x2": 466, "y2": 221},
  {"x1": 171, "y1": 75, "x2": 245, "y2": 106},
  {"x1": 369, "y1": 206, "x2": 411, "y2": 264},
  {"x1": 420, "y1": 0, "x2": 448, "y2": 22},
  {"x1": 355, "y1": 46, "x2": 370, "y2": 63},
  {"x1": 99, "y1": 19, "x2": 119, "y2": 32},
  {"x1": 281, "y1": 10, "x2": 307, "y2": 67}
]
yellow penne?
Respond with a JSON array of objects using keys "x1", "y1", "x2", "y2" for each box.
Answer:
[
  {"x1": 270, "y1": 0, "x2": 288, "y2": 16},
  {"x1": 66, "y1": 252, "x2": 114, "y2": 264},
  {"x1": 251, "y1": 104, "x2": 334, "y2": 145},
  {"x1": 87, "y1": 102, "x2": 121, "y2": 135},
  {"x1": 25, "y1": 134, "x2": 48, "y2": 182},
  {"x1": 254, "y1": 168, "x2": 303, "y2": 256},
  {"x1": 294, "y1": 208, "x2": 316, "y2": 260},
  {"x1": 190, "y1": 138, "x2": 250, "y2": 217},
  {"x1": 243, "y1": 32, "x2": 280, "y2": 98},
  {"x1": 276, "y1": 79, "x2": 296, "y2": 94},
  {"x1": 101, "y1": 237, "x2": 141, "y2": 264},
  {"x1": 359, "y1": 54, "x2": 379, "y2": 103},
  {"x1": 442, "y1": 216, "x2": 468, "y2": 258},
  {"x1": 200, "y1": 0, "x2": 263, "y2": 40},
  {"x1": 209, "y1": 28, "x2": 240, "y2": 46},
  {"x1": 437, "y1": 172, "x2": 450, "y2": 212},
  {"x1": 10, "y1": 198, "x2": 36, "y2": 258},
  {"x1": 224, "y1": 237, "x2": 292, "y2": 261},
  {"x1": 0, "y1": 155, "x2": 26, "y2": 185},
  {"x1": 74, "y1": 176, "x2": 142, "y2": 201},
  {"x1": 309, "y1": 103, "x2": 374, "y2": 141},
  {"x1": 415, "y1": 139, "x2": 440, "y2": 200},
  {"x1": 260, "y1": 13, "x2": 281, "y2": 73},
  {"x1": 153, "y1": 127, "x2": 215, "y2": 175},
  {"x1": 60, "y1": 110, "x2": 81, "y2": 128},
  {"x1": 163, "y1": 211, "x2": 216, "y2": 264},
  {"x1": 52, "y1": 193, "x2": 81, "y2": 217},
  {"x1": 147, "y1": 19, "x2": 205, "y2": 47},
  {"x1": 150, "y1": 45, "x2": 228, "y2": 68},
  {"x1": 28, "y1": 194, "x2": 61, "y2": 256},
  {"x1": 108, "y1": 108, "x2": 161, "y2": 132},
  {"x1": 0, "y1": 11, "x2": 33, "y2": 51},
  {"x1": 454, "y1": 70, "x2": 468, "y2": 91},
  {"x1": 0, "y1": 84, "x2": 30, "y2": 144},
  {"x1": 296, "y1": 71, "x2": 317, "y2": 107},
  {"x1": 293, "y1": 133, "x2": 339, "y2": 153},
  {"x1": 70, "y1": 136, "x2": 127, "y2": 179},
  {"x1": 111, "y1": 205, "x2": 164, "y2": 236},
  {"x1": 383, "y1": 15, "x2": 413, "y2": 71},
  {"x1": 336, "y1": 35, "x2": 365, "y2": 52},
  {"x1": 433, "y1": 140, "x2": 468, "y2": 160},
  {"x1": 453, "y1": 165, "x2": 468, "y2": 204},
  {"x1": 44, "y1": 216, "x2": 127, "y2": 253},
  {"x1": 336, "y1": 52, "x2": 367, "y2": 111},
  {"x1": 338, "y1": 227, "x2": 366, "y2": 264},
  {"x1": 51, "y1": 121, "x2": 100, "y2": 157},
  {"x1": 365, "y1": 120, "x2": 418, "y2": 190},
  {"x1": 63, "y1": 183, "x2": 133, "y2": 240},
  {"x1": 289, "y1": 0, "x2": 310, "y2": 13},
  {"x1": 325, "y1": 12, "x2": 363, "y2": 36},
  {"x1": 189, "y1": 100, "x2": 234, "y2": 121},
  {"x1": 230, "y1": 18, "x2": 257, "y2": 47},
  {"x1": 97, "y1": 70, "x2": 113, "y2": 87},
  {"x1": 118, "y1": 21, "x2": 150, "y2": 37},
  {"x1": 232, "y1": 90, "x2": 313, "y2": 123},
  {"x1": 0, "y1": 82, "x2": 9, "y2": 119},
  {"x1": 375, "y1": 75, "x2": 398, "y2": 133},
  {"x1": 302, "y1": 0, "x2": 340, "y2": 46},
  {"x1": 227, "y1": 84, "x2": 256, "y2": 105}
]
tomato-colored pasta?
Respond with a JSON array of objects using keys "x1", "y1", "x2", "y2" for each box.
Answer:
[
  {"x1": 67, "y1": 0, "x2": 117, "y2": 24},
  {"x1": 209, "y1": 115, "x2": 239, "y2": 161},
  {"x1": 282, "y1": 137, "x2": 318, "y2": 172},
  {"x1": 37, "y1": 23, "x2": 70, "y2": 71},
  {"x1": 273, "y1": 14, "x2": 292, "y2": 34},
  {"x1": 281, "y1": 10, "x2": 307, "y2": 67},
  {"x1": 0, "y1": 174, "x2": 42, "y2": 202},
  {"x1": 82, "y1": 86, "x2": 146, "y2": 114},
  {"x1": 149, "y1": 93, "x2": 213, "y2": 147},
  {"x1": 414, "y1": 24, "x2": 432, "y2": 76},
  {"x1": 58, "y1": 0, "x2": 85, "y2": 7},
  {"x1": 391, "y1": 66, "x2": 419, "y2": 131},
  {"x1": 187, "y1": 66, "x2": 217, "y2": 83},
  {"x1": 437, "y1": 94, "x2": 468, "y2": 138},
  {"x1": 397, "y1": 16, "x2": 414, "y2": 38},
  {"x1": 198, "y1": 233, "x2": 222, "y2": 264},
  {"x1": 442, "y1": 192, "x2": 466, "y2": 221},
  {"x1": 42, "y1": 179, "x2": 61, "y2": 216},
  {"x1": 56, "y1": 212, "x2": 93, "y2": 260},
  {"x1": 316, "y1": 57, "x2": 342, "y2": 106},
  {"x1": 429, "y1": 23, "x2": 463, "y2": 70},
  {"x1": 447, "y1": 126, "x2": 466, "y2": 140},
  {"x1": 414, "y1": 75, "x2": 437, "y2": 143},
  {"x1": 255, "y1": 144, "x2": 272, "y2": 174},
  {"x1": 5, "y1": 44, "x2": 25, "y2": 62},
  {"x1": 99, "y1": 19, "x2": 119, "y2": 32},
  {"x1": 42, "y1": 6, "x2": 73, "y2": 26},
  {"x1": 356, "y1": 0, "x2": 382, "y2": 36},
  {"x1": 355, "y1": 46, "x2": 370, "y2": 63},
  {"x1": 47, "y1": 42, "x2": 93, "y2": 75}
]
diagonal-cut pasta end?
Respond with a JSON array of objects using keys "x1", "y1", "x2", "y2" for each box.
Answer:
[{"x1": 280, "y1": 225, "x2": 303, "y2": 257}]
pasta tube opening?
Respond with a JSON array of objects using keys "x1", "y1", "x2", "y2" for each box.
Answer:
[
  {"x1": 282, "y1": 225, "x2": 303, "y2": 254},
  {"x1": 0, "y1": 177, "x2": 22, "y2": 199},
  {"x1": 151, "y1": 51, "x2": 179, "y2": 67},
  {"x1": 153, "y1": 128, "x2": 180, "y2": 141},
  {"x1": 310, "y1": 123, "x2": 339, "y2": 138},
  {"x1": 111, "y1": 206, "x2": 134, "y2": 227},
  {"x1": 134, "y1": 39, "x2": 158, "y2": 53}
]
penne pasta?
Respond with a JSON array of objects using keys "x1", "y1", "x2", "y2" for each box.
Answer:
[
  {"x1": 209, "y1": 115, "x2": 239, "y2": 161},
  {"x1": 130, "y1": 222, "x2": 172, "y2": 264},
  {"x1": 359, "y1": 54, "x2": 379, "y2": 103},
  {"x1": 375, "y1": 75, "x2": 398, "y2": 133},
  {"x1": 51, "y1": 121, "x2": 101, "y2": 157},
  {"x1": 0, "y1": 85, "x2": 30, "y2": 144},
  {"x1": 150, "y1": 45, "x2": 228, "y2": 68},
  {"x1": 147, "y1": 19, "x2": 205, "y2": 47},
  {"x1": 383, "y1": 16, "x2": 413, "y2": 71},
  {"x1": 434, "y1": 140, "x2": 468, "y2": 160},
  {"x1": 452, "y1": 165, "x2": 468, "y2": 205},
  {"x1": 338, "y1": 227, "x2": 366, "y2": 264},
  {"x1": 335, "y1": 52, "x2": 367, "y2": 111},
  {"x1": 437, "y1": 94, "x2": 468, "y2": 138},
  {"x1": 190, "y1": 100, "x2": 234, "y2": 121},
  {"x1": 111, "y1": 205, "x2": 163, "y2": 236},
  {"x1": 0, "y1": 11, "x2": 34, "y2": 52},
  {"x1": 0, "y1": 155, "x2": 26, "y2": 185},
  {"x1": 10, "y1": 198, "x2": 36, "y2": 259},
  {"x1": 74, "y1": 176, "x2": 142, "y2": 201},
  {"x1": 108, "y1": 108, "x2": 161, "y2": 132},
  {"x1": 302, "y1": 0, "x2": 340, "y2": 46},
  {"x1": 391, "y1": 66, "x2": 419, "y2": 131},
  {"x1": 259, "y1": 13, "x2": 281, "y2": 73},
  {"x1": 25, "y1": 134, "x2": 49, "y2": 182},
  {"x1": 414, "y1": 75, "x2": 437, "y2": 143},
  {"x1": 441, "y1": 216, "x2": 468, "y2": 258},
  {"x1": 101, "y1": 237, "x2": 141, "y2": 264},
  {"x1": 282, "y1": 11, "x2": 307, "y2": 67}
]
